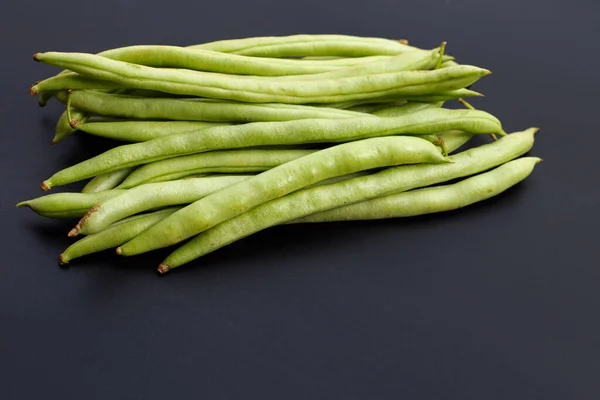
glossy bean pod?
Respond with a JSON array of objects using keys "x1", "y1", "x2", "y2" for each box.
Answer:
[
  {"x1": 55, "y1": 90, "x2": 369, "y2": 123},
  {"x1": 116, "y1": 136, "x2": 449, "y2": 256},
  {"x1": 42, "y1": 108, "x2": 504, "y2": 189},
  {"x1": 294, "y1": 157, "x2": 542, "y2": 223},
  {"x1": 33, "y1": 53, "x2": 490, "y2": 103},
  {"x1": 159, "y1": 128, "x2": 538, "y2": 271}
]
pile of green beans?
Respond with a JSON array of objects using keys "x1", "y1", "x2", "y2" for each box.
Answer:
[{"x1": 19, "y1": 34, "x2": 542, "y2": 274}]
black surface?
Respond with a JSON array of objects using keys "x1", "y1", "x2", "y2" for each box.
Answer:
[{"x1": 1, "y1": 0, "x2": 599, "y2": 398}]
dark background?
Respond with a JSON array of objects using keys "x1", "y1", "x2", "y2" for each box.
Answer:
[{"x1": 1, "y1": 0, "x2": 598, "y2": 398}]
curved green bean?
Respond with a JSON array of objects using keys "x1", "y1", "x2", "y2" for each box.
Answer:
[
  {"x1": 118, "y1": 149, "x2": 316, "y2": 188},
  {"x1": 33, "y1": 53, "x2": 490, "y2": 103},
  {"x1": 294, "y1": 157, "x2": 541, "y2": 223},
  {"x1": 117, "y1": 136, "x2": 448, "y2": 256},
  {"x1": 54, "y1": 90, "x2": 369, "y2": 123},
  {"x1": 59, "y1": 207, "x2": 181, "y2": 265},
  {"x1": 194, "y1": 34, "x2": 412, "y2": 56},
  {"x1": 41, "y1": 108, "x2": 504, "y2": 189},
  {"x1": 82, "y1": 167, "x2": 135, "y2": 193},
  {"x1": 158, "y1": 128, "x2": 538, "y2": 271},
  {"x1": 16, "y1": 189, "x2": 125, "y2": 219},
  {"x1": 73, "y1": 175, "x2": 255, "y2": 236},
  {"x1": 33, "y1": 49, "x2": 449, "y2": 97}
]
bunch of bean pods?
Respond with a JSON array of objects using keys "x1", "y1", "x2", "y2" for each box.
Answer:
[{"x1": 19, "y1": 34, "x2": 542, "y2": 274}]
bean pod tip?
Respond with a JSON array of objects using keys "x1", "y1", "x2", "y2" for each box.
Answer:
[
  {"x1": 40, "y1": 181, "x2": 51, "y2": 191},
  {"x1": 58, "y1": 254, "x2": 69, "y2": 266},
  {"x1": 33, "y1": 53, "x2": 41, "y2": 62},
  {"x1": 67, "y1": 228, "x2": 79, "y2": 237},
  {"x1": 15, "y1": 201, "x2": 29, "y2": 208},
  {"x1": 29, "y1": 85, "x2": 39, "y2": 96},
  {"x1": 157, "y1": 263, "x2": 171, "y2": 275}
]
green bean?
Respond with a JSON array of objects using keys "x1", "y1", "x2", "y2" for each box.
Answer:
[
  {"x1": 33, "y1": 53, "x2": 490, "y2": 103},
  {"x1": 33, "y1": 54, "x2": 405, "y2": 94},
  {"x1": 284, "y1": 48, "x2": 449, "y2": 81},
  {"x1": 193, "y1": 34, "x2": 412, "y2": 56},
  {"x1": 294, "y1": 157, "x2": 541, "y2": 223},
  {"x1": 16, "y1": 189, "x2": 125, "y2": 219},
  {"x1": 33, "y1": 48, "x2": 447, "y2": 97},
  {"x1": 40, "y1": 46, "x2": 398, "y2": 78},
  {"x1": 75, "y1": 120, "x2": 229, "y2": 142},
  {"x1": 116, "y1": 136, "x2": 448, "y2": 256},
  {"x1": 59, "y1": 207, "x2": 180, "y2": 265},
  {"x1": 118, "y1": 149, "x2": 316, "y2": 188},
  {"x1": 73, "y1": 175, "x2": 256, "y2": 236},
  {"x1": 41, "y1": 108, "x2": 504, "y2": 189},
  {"x1": 54, "y1": 90, "x2": 369, "y2": 123},
  {"x1": 82, "y1": 167, "x2": 135, "y2": 193},
  {"x1": 158, "y1": 128, "x2": 538, "y2": 271}
]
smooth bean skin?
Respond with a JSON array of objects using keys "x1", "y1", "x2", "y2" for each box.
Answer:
[
  {"x1": 117, "y1": 136, "x2": 448, "y2": 256},
  {"x1": 59, "y1": 208, "x2": 180, "y2": 265},
  {"x1": 55, "y1": 90, "x2": 368, "y2": 123},
  {"x1": 36, "y1": 46, "x2": 385, "y2": 77},
  {"x1": 82, "y1": 167, "x2": 134, "y2": 193},
  {"x1": 118, "y1": 149, "x2": 316, "y2": 188},
  {"x1": 34, "y1": 53, "x2": 490, "y2": 103},
  {"x1": 16, "y1": 190, "x2": 125, "y2": 218},
  {"x1": 159, "y1": 128, "x2": 537, "y2": 270},
  {"x1": 42, "y1": 108, "x2": 504, "y2": 189},
  {"x1": 194, "y1": 34, "x2": 412, "y2": 56},
  {"x1": 294, "y1": 157, "x2": 541, "y2": 223},
  {"x1": 34, "y1": 49, "x2": 441, "y2": 94},
  {"x1": 76, "y1": 121, "x2": 229, "y2": 142},
  {"x1": 75, "y1": 175, "x2": 255, "y2": 235}
]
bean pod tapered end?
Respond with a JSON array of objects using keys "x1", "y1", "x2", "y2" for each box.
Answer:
[
  {"x1": 67, "y1": 228, "x2": 79, "y2": 237},
  {"x1": 58, "y1": 254, "x2": 69, "y2": 266},
  {"x1": 157, "y1": 264, "x2": 171, "y2": 275},
  {"x1": 40, "y1": 181, "x2": 51, "y2": 191}
]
